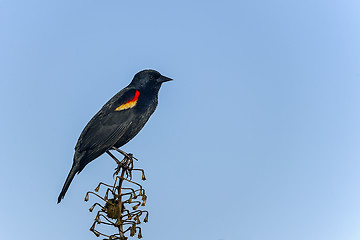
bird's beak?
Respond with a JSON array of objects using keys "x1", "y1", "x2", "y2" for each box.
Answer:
[{"x1": 158, "y1": 75, "x2": 173, "y2": 83}]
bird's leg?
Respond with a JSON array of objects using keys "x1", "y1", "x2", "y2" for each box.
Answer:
[
  {"x1": 106, "y1": 150, "x2": 124, "y2": 177},
  {"x1": 110, "y1": 147, "x2": 137, "y2": 161},
  {"x1": 106, "y1": 150, "x2": 121, "y2": 165}
]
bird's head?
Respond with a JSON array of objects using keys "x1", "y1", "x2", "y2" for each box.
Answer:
[{"x1": 130, "y1": 69, "x2": 173, "y2": 91}]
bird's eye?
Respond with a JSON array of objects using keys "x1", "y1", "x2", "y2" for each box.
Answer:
[{"x1": 151, "y1": 73, "x2": 161, "y2": 80}]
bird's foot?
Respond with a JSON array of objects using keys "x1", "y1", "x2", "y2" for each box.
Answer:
[
  {"x1": 110, "y1": 147, "x2": 137, "y2": 178},
  {"x1": 113, "y1": 157, "x2": 133, "y2": 178},
  {"x1": 111, "y1": 147, "x2": 138, "y2": 161},
  {"x1": 113, "y1": 163, "x2": 124, "y2": 177}
]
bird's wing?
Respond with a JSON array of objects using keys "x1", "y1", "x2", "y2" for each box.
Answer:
[{"x1": 75, "y1": 88, "x2": 139, "y2": 155}]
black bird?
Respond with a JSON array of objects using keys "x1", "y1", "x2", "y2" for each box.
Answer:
[{"x1": 58, "y1": 69, "x2": 172, "y2": 203}]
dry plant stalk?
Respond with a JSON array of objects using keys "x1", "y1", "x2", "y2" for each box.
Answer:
[{"x1": 85, "y1": 152, "x2": 148, "y2": 240}]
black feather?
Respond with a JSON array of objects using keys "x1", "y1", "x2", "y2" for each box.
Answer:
[{"x1": 57, "y1": 69, "x2": 172, "y2": 203}]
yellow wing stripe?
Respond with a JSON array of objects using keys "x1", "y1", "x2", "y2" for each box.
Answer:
[
  {"x1": 115, "y1": 100, "x2": 138, "y2": 111},
  {"x1": 115, "y1": 90, "x2": 140, "y2": 111}
]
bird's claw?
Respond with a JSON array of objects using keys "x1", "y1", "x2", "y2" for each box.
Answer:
[
  {"x1": 113, "y1": 165, "x2": 122, "y2": 178},
  {"x1": 112, "y1": 151, "x2": 136, "y2": 179}
]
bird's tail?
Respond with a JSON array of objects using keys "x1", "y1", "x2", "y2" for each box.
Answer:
[{"x1": 57, "y1": 163, "x2": 79, "y2": 204}]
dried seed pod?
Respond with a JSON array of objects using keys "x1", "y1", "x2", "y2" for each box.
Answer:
[
  {"x1": 105, "y1": 199, "x2": 120, "y2": 219},
  {"x1": 132, "y1": 204, "x2": 139, "y2": 210},
  {"x1": 134, "y1": 215, "x2": 141, "y2": 224},
  {"x1": 138, "y1": 228, "x2": 143, "y2": 239},
  {"x1": 141, "y1": 195, "x2": 147, "y2": 206},
  {"x1": 89, "y1": 205, "x2": 95, "y2": 212},
  {"x1": 93, "y1": 230, "x2": 100, "y2": 237},
  {"x1": 84, "y1": 193, "x2": 89, "y2": 202},
  {"x1": 130, "y1": 224, "x2": 136, "y2": 236},
  {"x1": 143, "y1": 213, "x2": 149, "y2": 223},
  {"x1": 141, "y1": 172, "x2": 146, "y2": 181}
]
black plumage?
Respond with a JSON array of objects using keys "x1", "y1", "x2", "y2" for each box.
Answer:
[{"x1": 58, "y1": 69, "x2": 172, "y2": 203}]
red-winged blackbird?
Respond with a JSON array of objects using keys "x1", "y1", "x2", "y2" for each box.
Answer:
[{"x1": 58, "y1": 69, "x2": 172, "y2": 203}]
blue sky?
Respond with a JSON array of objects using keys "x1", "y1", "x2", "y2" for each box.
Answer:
[{"x1": 1, "y1": 0, "x2": 360, "y2": 239}]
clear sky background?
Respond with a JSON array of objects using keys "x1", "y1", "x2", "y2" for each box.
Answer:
[{"x1": 1, "y1": 0, "x2": 360, "y2": 239}]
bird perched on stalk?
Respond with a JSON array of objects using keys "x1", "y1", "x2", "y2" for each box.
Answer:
[{"x1": 58, "y1": 69, "x2": 172, "y2": 203}]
